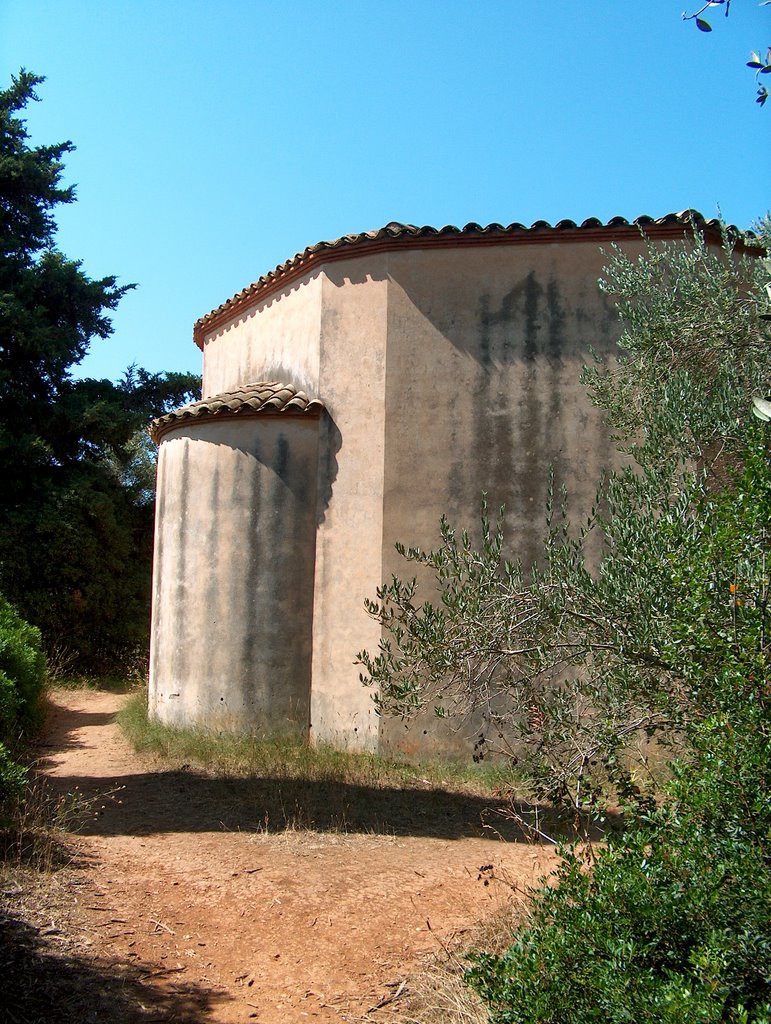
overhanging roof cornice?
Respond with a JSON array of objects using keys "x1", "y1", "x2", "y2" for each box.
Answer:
[{"x1": 193, "y1": 211, "x2": 754, "y2": 349}]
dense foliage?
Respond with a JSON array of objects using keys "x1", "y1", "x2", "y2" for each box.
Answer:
[
  {"x1": 466, "y1": 443, "x2": 770, "y2": 1023},
  {"x1": 0, "y1": 71, "x2": 200, "y2": 670},
  {"x1": 469, "y1": 742, "x2": 770, "y2": 1023},
  {"x1": 0, "y1": 594, "x2": 46, "y2": 806}
]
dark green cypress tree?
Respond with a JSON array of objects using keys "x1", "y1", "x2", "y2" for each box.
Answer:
[{"x1": 0, "y1": 71, "x2": 200, "y2": 671}]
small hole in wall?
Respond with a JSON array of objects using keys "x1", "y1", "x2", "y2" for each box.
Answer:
[
  {"x1": 354, "y1": 727, "x2": 358, "y2": 733},
  {"x1": 423, "y1": 730, "x2": 427, "y2": 735},
  {"x1": 219, "y1": 697, "x2": 224, "y2": 702}
]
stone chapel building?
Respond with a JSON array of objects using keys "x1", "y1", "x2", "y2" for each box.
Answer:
[{"x1": 148, "y1": 212, "x2": 726, "y2": 757}]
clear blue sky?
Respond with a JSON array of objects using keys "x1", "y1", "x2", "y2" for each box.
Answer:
[{"x1": 3, "y1": 1, "x2": 769, "y2": 382}]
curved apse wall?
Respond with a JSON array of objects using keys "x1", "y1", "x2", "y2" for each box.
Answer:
[{"x1": 149, "y1": 384, "x2": 323, "y2": 735}]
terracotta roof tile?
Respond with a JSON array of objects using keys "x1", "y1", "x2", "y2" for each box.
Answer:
[
  {"x1": 193, "y1": 210, "x2": 750, "y2": 347},
  {"x1": 150, "y1": 382, "x2": 324, "y2": 443}
]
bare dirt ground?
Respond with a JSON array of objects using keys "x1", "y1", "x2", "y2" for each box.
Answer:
[{"x1": 1, "y1": 690, "x2": 557, "y2": 1023}]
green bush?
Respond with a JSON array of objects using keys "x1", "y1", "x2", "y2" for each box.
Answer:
[
  {"x1": 0, "y1": 593, "x2": 46, "y2": 742},
  {"x1": 464, "y1": 436, "x2": 771, "y2": 1022},
  {"x1": 0, "y1": 742, "x2": 29, "y2": 807},
  {"x1": 0, "y1": 594, "x2": 46, "y2": 807},
  {"x1": 467, "y1": 702, "x2": 770, "y2": 1023}
]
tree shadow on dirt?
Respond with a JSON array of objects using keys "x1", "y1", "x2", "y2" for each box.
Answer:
[
  {"x1": 0, "y1": 908, "x2": 228, "y2": 1024},
  {"x1": 38, "y1": 709, "x2": 118, "y2": 749},
  {"x1": 43, "y1": 767, "x2": 599, "y2": 843},
  {"x1": 40, "y1": 698, "x2": 616, "y2": 843}
]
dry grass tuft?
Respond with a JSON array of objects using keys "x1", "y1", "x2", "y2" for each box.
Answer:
[
  {"x1": 0, "y1": 776, "x2": 88, "y2": 874},
  {"x1": 391, "y1": 961, "x2": 490, "y2": 1024},
  {"x1": 364, "y1": 904, "x2": 523, "y2": 1024}
]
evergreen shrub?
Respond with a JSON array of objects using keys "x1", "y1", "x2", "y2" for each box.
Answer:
[{"x1": 0, "y1": 594, "x2": 46, "y2": 805}]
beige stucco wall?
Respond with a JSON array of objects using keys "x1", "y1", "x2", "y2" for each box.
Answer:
[
  {"x1": 201, "y1": 270, "x2": 323, "y2": 398},
  {"x1": 149, "y1": 415, "x2": 319, "y2": 734},
  {"x1": 308, "y1": 263, "x2": 389, "y2": 751},
  {"x1": 194, "y1": 262, "x2": 390, "y2": 750},
  {"x1": 381, "y1": 243, "x2": 620, "y2": 545},
  {"x1": 376, "y1": 241, "x2": 626, "y2": 756}
]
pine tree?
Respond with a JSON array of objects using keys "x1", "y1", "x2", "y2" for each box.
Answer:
[{"x1": 0, "y1": 71, "x2": 200, "y2": 670}]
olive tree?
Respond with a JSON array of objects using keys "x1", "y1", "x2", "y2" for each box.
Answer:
[{"x1": 358, "y1": 226, "x2": 770, "y2": 829}]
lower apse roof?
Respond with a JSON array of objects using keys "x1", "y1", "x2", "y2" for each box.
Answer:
[{"x1": 150, "y1": 382, "x2": 324, "y2": 443}]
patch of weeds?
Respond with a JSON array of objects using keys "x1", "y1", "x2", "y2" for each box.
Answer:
[
  {"x1": 48, "y1": 674, "x2": 143, "y2": 694},
  {"x1": 44, "y1": 640, "x2": 148, "y2": 693},
  {"x1": 117, "y1": 693, "x2": 517, "y2": 798},
  {"x1": 0, "y1": 776, "x2": 89, "y2": 873}
]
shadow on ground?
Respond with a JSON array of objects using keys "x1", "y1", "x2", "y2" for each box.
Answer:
[
  {"x1": 40, "y1": 695, "x2": 610, "y2": 843},
  {"x1": 38, "y1": 709, "x2": 118, "y2": 748},
  {"x1": 0, "y1": 906, "x2": 227, "y2": 1024},
  {"x1": 42, "y1": 697, "x2": 538, "y2": 841},
  {"x1": 43, "y1": 766, "x2": 541, "y2": 840}
]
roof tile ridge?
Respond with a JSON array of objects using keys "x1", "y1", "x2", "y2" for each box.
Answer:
[
  {"x1": 193, "y1": 211, "x2": 750, "y2": 345},
  {"x1": 149, "y1": 380, "x2": 324, "y2": 444}
]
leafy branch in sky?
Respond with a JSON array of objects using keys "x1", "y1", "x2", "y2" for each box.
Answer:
[
  {"x1": 682, "y1": 0, "x2": 771, "y2": 105},
  {"x1": 683, "y1": 0, "x2": 733, "y2": 32}
]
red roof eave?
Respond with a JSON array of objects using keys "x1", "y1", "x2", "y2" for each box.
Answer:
[{"x1": 192, "y1": 212, "x2": 754, "y2": 349}]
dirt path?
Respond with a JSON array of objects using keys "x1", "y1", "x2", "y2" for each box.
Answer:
[{"x1": 24, "y1": 689, "x2": 556, "y2": 1023}]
